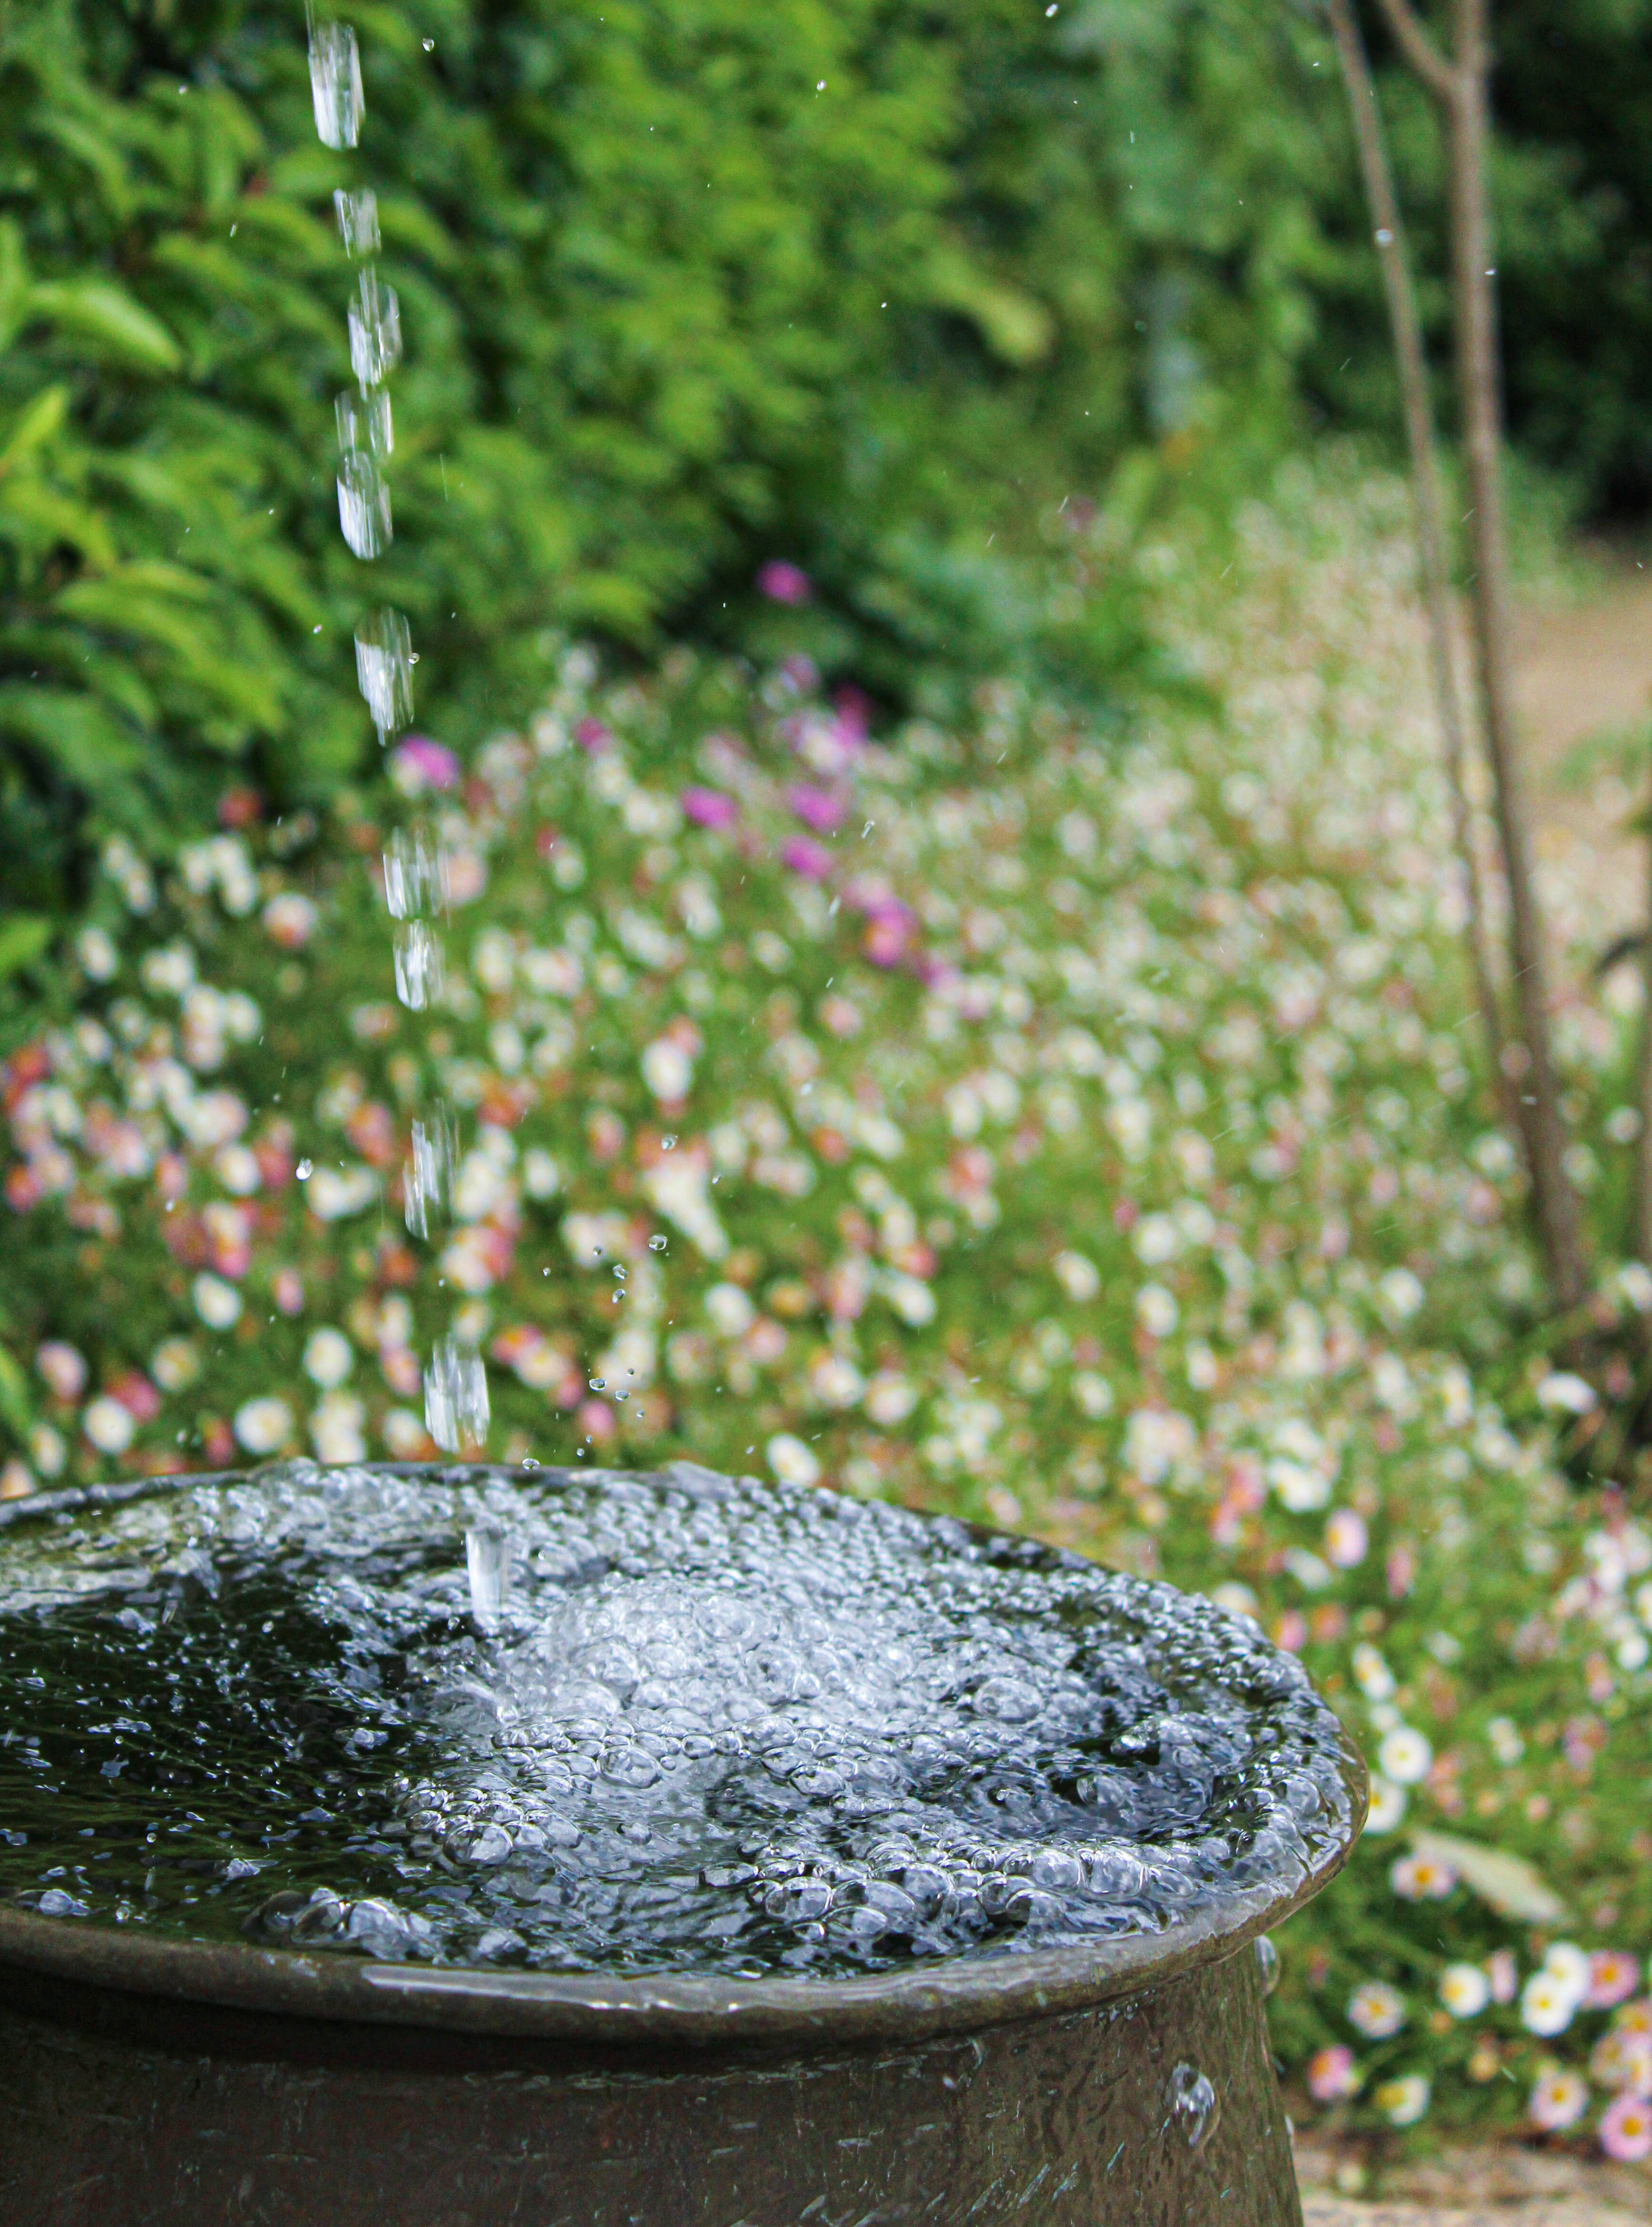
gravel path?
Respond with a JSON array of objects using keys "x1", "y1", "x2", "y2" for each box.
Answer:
[{"x1": 1295, "y1": 2143, "x2": 1650, "y2": 2227}]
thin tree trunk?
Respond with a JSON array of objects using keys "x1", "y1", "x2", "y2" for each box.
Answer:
[
  {"x1": 1635, "y1": 836, "x2": 1652, "y2": 1260},
  {"x1": 1324, "y1": 0, "x2": 1507, "y2": 1111},
  {"x1": 1445, "y1": 0, "x2": 1586, "y2": 1310},
  {"x1": 1371, "y1": 0, "x2": 1589, "y2": 1315}
]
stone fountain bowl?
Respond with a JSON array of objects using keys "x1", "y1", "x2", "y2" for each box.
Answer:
[{"x1": 0, "y1": 1464, "x2": 1366, "y2": 2227}]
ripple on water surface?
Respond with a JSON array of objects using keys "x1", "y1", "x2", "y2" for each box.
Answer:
[{"x1": 0, "y1": 1463, "x2": 1354, "y2": 1977}]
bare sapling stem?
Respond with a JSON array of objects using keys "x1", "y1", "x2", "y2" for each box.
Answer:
[
  {"x1": 1325, "y1": 0, "x2": 1508, "y2": 1124},
  {"x1": 1371, "y1": 0, "x2": 1589, "y2": 1314}
]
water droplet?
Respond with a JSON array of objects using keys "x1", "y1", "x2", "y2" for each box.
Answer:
[
  {"x1": 1255, "y1": 1934, "x2": 1280, "y2": 1995},
  {"x1": 589, "y1": 1379, "x2": 606, "y2": 1392},
  {"x1": 337, "y1": 386, "x2": 393, "y2": 461},
  {"x1": 1168, "y1": 2063, "x2": 1220, "y2": 2152},
  {"x1": 333, "y1": 187, "x2": 380, "y2": 258},
  {"x1": 308, "y1": 20, "x2": 362, "y2": 149},
  {"x1": 337, "y1": 450, "x2": 391, "y2": 559},
  {"x1": 356, "y1": 610, "x2": 414, "y2": 748},
  {"x1": 393, "y1": 920, "x2": 443, "y2": 1010},
  {"x1": 348, "y1": 268, "x2": 402, "y2": 391},
  {"x1": 465, "y1": 1524, "x2": 510, "y2": 1628},
  {"x1": 295, "y1": 1157, "x2": 314, "y2": 1181},
  {"x1": 382, "y1": 823, "x2": 442, "y2": 920},
  {"x1": 662, "y1": 1135, "x2": 676, "y2": 1150},
  {"x1": 403, "y1": 1103, "x2": 456, "y2": 1237},
  {"x1": 648, "y1": 1234, "x2": 668, "y2": 1251},
  {"x1": 424, "y1": 1335, "x2": 489, "y2": 1452}
]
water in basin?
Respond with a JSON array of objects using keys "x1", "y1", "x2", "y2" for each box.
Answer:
[{"x1": 0, "y1": 1462, "x2": 1353, "y2": 1977}]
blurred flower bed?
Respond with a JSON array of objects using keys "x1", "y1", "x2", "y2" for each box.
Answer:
[{"x1": 4, "y1": 457, "x2": 1652, "y2": 2155}]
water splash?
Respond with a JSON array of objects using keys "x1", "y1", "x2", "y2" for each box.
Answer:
[{"x1": 465, "y1": 1522, "x2": 511, "y2": 1628}]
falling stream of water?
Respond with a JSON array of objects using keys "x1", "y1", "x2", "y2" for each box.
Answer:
[{"x1": 306, "y1": 12, "x2": 489, "y2": 1471}]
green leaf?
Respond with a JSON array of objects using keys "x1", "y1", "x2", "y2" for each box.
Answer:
[
  {"x1": 0, "y1": 913, "x2": 51, "y2": 982},
  {"x1": 1410, "y1": 1831, "x2": 1570, "y2": 1925},
  {"x1": 0, "y1": 385, "x2": 69, "y2": 473},
  {"x1": 25, "y1": 280, "x2": 183, "y2": 373},
  {"x1": 0, "y1": 218, "x2": 29, "y2": 348},
  {"x1": 0, "y1": 1342, "x2": 32, "y2": 1444}
]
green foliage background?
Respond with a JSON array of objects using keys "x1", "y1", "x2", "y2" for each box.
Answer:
[{"x1": 4, "y1": 0, "x2": 1652, "y2": 971}]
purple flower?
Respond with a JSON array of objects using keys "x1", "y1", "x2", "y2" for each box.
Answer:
[
  {"x1": 787, "y1": 783, "x2": 845, "y2": 836},
  {"x1": 758, "y1": 561, "x2": 811, "y2": 607},
  {"x1": 780, "y1": 836, "x2": 834, "y2": 881},
  {"x1": 863, "y1": 914, "x2": 911, "y2": 968},
  {"x1": 575, "y1": 717, "x2": 611, "y2": 753},
  {"x1": 833, "y1": 685, "x2": 871, "y2": 745},
  {"x1": 680, "y1": 786, "x2": 738, "y2": 831},
  {"x1": 390, "y1": 734, "x2": 460, "y2": 792}
]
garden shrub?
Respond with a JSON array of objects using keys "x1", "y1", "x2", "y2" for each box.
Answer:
[
  {"x1": 0, "y1": 0, "x2": 1353, "y2": 961},
  {"x1": 4, "y1": 460, "x2": 1651, "y2": 2148}
]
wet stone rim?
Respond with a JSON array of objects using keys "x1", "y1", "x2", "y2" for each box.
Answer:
[{"x1": 0, "y1": 1463, "x2": 1367, "y2": 2050}]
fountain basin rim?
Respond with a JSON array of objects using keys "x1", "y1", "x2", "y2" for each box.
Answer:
[
  {"x1": 0, "y1": 1831, "x2": 1359, "y2": 2053},
  {"x1": 0, "y1": 1459, "x2": 1367, "y2": 2051}
]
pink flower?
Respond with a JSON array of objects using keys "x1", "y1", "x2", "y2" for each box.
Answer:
[
  {"x1": 575, "y1": 718, "x2": 611, "y2": 754},
  {"x1": 390, "y1": 735, "x2": 460, "y2": 792},
  {"x1": 108, "y1": 1370, "x2": 161, "y2": 1425},
  {"x1": 681, "y1": 786, "x2": 738, "y2": 830},
  {"x1": 1587, "y1": 1952, "x2": 1644, "y2": 2010},
  {"x1": 36, "y1": 1341, "x2": 87, "y2": 1402},
  {"x1": 781, "y1": 835, "x2": 834, "y2": 881},
  {"x1": 1488, "y1": 1949, "x2": 1519, "y2": 2004},
  {"x1": 864, "y1": 915, "x2": 911, "y2": 967},
  {"x1": 272, "y1": 1268, "x2": 304, "y2": 1317},
  {"x1": 1307, "y1": 2045, "x2": 1360, "y2": 2103},
  {"x1": 787, "y1": 783, "x2": 845, "y2": 836},
  {"x1": 577, "y1": 1397, "x2": 617, "y2": 1443},
  {"x1": 1599, "y1": 2090, "x2": 1652, "y2": 2162},
  {"x1": 757, "y1": 560, "x2": 811, "y2": 606}
]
